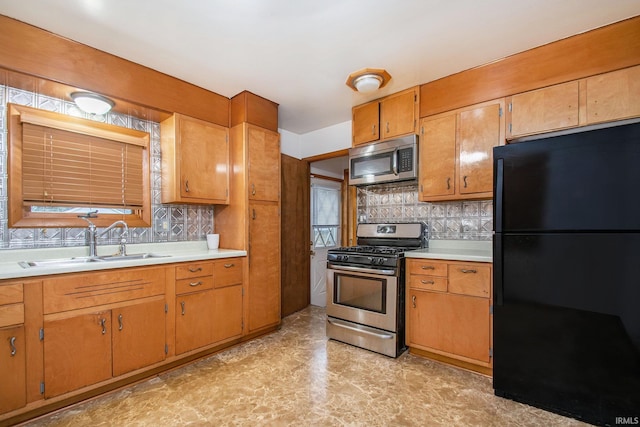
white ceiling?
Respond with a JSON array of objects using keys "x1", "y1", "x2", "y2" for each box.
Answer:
[{"x1": 1, "y1": 1, "x2": 639, "y2": 134}]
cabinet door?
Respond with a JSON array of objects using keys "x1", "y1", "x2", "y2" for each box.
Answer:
[
  {"x1": 179, "y1": 115, "x2": 229, "y2": 202},
  {"x1": 586, "y1": 65, "x2": 640, "y2": 124},
  {"x1": 175, "y1": 291, "x2": 215, "y2": 354},
  {"x1": 509, "y1": 81, "x2": 580, "y2": 138},
  {"x1": 0, "y1": 326, "x2": 25, "y2": 414},
  {"x1": 408, "y1": 290, "x2": 491, "y2": 363},
  {"x1": 419, "y1": 114, "x2": 456, "y2": 199},
  {"x1": 212, "y1": 285, "x2": 243, "y2": 343},
  {"x1": 380, "y1": 88, "x2": 416, "y2": 139},
  {"x1": 248, "y1": 202, "x2": 281, "y2": 332},
  {"x1": 458, "y1": 102, "x2": 502, "y2": 195},
  {"x1": 112, "y1": 299, "x2": 166, "y2": 377},
  {"x1": 44, "y1": 311, "x2": 112, "y2": 398},
  {"x1": 352, "y1": 101, "x2": 380, "y2": 145},
  {"x1": 248, "y1": 126, "x2": 280, "y2": 202}
]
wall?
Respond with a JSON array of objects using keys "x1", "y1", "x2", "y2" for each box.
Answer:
[
  {"x1": 357, "y1": 182, "x2": 492, "y2": 241},
  {"x1": 0, "y1": 85, "x2": 214, "y2": 249}
]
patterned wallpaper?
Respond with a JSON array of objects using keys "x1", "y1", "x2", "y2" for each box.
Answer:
[
  {"x1": 0, "y1": 85, "x2": 214, "y2": 250},
  {"x1": 357, "y1": 183, "x2": 493, "y2": 240}
]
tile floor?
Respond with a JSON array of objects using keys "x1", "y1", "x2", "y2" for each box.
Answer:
[{"x1": 24, "y1": 306, "x2": 586, "y2": 426}]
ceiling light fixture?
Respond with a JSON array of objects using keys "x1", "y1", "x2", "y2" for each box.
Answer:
[
  {"x1": 70, "y1": 92, "x2": 115, "y2": 115},
  {"x1": 346, "y1": 68, "x2": 391, "y2": 93}
]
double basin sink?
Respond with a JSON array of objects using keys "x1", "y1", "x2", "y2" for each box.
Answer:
[{"x1": 19, "y1": 253, "x2": 170, "y2": 269}]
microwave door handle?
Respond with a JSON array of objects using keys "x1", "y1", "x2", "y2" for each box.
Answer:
[{"x1": 392, "y1": 149, "x2": 399, "y2": 175}]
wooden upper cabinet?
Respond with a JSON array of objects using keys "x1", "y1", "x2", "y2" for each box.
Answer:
[
  {"x1": 458, "y1": 102, "x2": 503, "y2": 196},
  {"x1": 352, "y1": 86, "x2": 419, "y2": 146},
  {"x1": 248, "y1": 125, "x2": 281, "y2": 202},
  {"x1": 230, "y1": 91, "x2": 279, "y2": 132},
  {"x1": 161, "y1": 113, "x2": 229, "y2": 205},
  {"x1": 419, "y1": 114, "x2": 456, "y2": 198},
  {"x1": 507, "y1": 81, "x2": 580, "y2": 139},
  {"x1": 352, "y1": 101, "x2": 380, "y2": 145},
  {"x1": 380, "y1": 88, "x2": 418, "y2": 139},
  {"x1": 586, "y1": 65, "x2": 640, "y2": 125},
  {"x1": 419, "y1": 99, "x2": 504, "y2": 202}
]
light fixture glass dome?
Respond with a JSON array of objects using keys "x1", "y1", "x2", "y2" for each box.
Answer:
[
  {"x1": 353, "y1": 74, "x2": 383, "y2": 93},
  {"x1": 71, "y1": 92, "x2": 115, "y2": 115}
]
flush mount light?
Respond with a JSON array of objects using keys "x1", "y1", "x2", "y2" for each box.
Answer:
[
  {"x1": 70, "y1": 92, "x2": 115, "y2": 115},
  {"x1": 346, "y1": 68, "x2": 392, "y2": 93}
]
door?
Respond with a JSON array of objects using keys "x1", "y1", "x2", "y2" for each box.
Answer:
[
  {"x1": 175, "y1": 291, "x2": 215, "y2": 354},
  {"x1": 281, "y1": 154, "x2": 310, "y2": 317},
  {"x1": 310, "y1": 178, "x2": 341, "y2": 307},
  {"x1": 112, "y1": 299, "x2": 166, "y2": 377},
  {"x1": 419, "y1": 114, "x2": 456, "y2": 198},
  {"x1": 44, "y1": 311, "x2": 112, "y2": 398},
  {"x1": 248, "y1": 125, "x2": 280, "y2": 202}
]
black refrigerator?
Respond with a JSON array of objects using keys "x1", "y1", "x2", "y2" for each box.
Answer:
[{"x1": 493, "y1": 121, "x2": 640, "y2": 426}]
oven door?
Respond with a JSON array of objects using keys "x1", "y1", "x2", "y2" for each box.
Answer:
[{"x1": 326, "y1": 264, "x2": 398, "y2": 332}]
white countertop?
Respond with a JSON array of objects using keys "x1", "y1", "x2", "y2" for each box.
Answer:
[
  {"x1": 405, "y1": 240, "x2": 492, "y2": 263},
  {"x1": 0, "y1": 241, "x2": 246, "y2": 280}
]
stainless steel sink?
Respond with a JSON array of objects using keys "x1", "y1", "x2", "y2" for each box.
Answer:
[{"x1": 18, "y1": 253, "x2": 170, "y2": 268}]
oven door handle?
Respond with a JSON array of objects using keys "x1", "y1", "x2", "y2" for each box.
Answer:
[
  {"x1": 327, "y1": 318, "x2": 394, "y2": 339},
  {"x1": 327, "y1": 263, "x2": 396, "y2": 276}
]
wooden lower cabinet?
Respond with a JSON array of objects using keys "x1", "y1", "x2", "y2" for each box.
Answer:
[
  {"x1": 212, "y1": 285, "x2": 243, "y2": 343},
  {"x1": 406, "y1": 259, "x2": 492, "y2": 373},
  {"x1": 44, "y1": 311, "x2": 113, "y2": 398},
  {"x1": 175, "y1": 290, "x2": 215, "y2": 354},
  {"x1": 112, "y1": 299, "x2": 166, "y2": 377},
  {"x1": 0, "y1": 325, "x2": 26, "y2": 414}
]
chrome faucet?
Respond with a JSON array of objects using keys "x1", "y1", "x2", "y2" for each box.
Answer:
[
  {"x1": 100, "y1": 220, "x2": 129, "y2": 256},
  {"x1": 78, "y1": 211, "x2": 129, "y2": 257}
]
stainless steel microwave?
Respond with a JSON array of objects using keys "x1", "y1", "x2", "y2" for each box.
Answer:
[{"x1": 348, "y1": 135, "x2": 418, "y2": 186}]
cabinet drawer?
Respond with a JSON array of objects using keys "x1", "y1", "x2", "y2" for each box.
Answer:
[
  {"x1": 408, "y1": 260, "x2": 447, "y2": 277},
  {"x1": 0, "y1": 283, "x2": 24, "y2": 306},
  {"x1": 175, "y1": 262, "x2": 213, "y2": 280},
  {"x1": 0, "y1": 303, "x2": 25, "y2": 327},
  {"x1": 214, "y1": 258, "x2": 243, "y2": 288},
  {"x1": 43, "y1": 267, "x2": 166, "y2": 314},
  {"x1": 176, "y1": 276, "x2": 214, "y2": 295},
  {"x1": 409, "y1": 275, "x2": 447, "y2": 292},
  {"x1": 448, "y1": 263, "x2": 491, "y2": 298}
]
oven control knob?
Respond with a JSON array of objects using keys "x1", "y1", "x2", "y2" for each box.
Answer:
[{"x1": 340, "y1": 255, "x2": 348, "y2": 262}]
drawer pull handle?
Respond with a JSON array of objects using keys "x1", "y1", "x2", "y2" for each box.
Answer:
[
  {"x1": 224, "y1": 263, "x2": 235, "y2": 268},
  {"x1": 9, "y1": 336, "x2": 17, "y2": 356},
  {"x1": 460, "y1": 268, "x2": 477, "y2": 274},
  {"x1": 118, "y1": 314, "x2": 123, "y2": 331},
  {"x1": 412, "y1": 295, "x2": 416, "y2": 308},
  {"x1": 188, "y1": 267, "x2": 202, "y2": 273},
  {"x1": 421, "y1": 265, "x2": 435, "y2": 270},
  {"x1": 421, "y1": 280, "x2": 435, "y2": 285},
  {"x1": 100, "y1": 318, "x2": 107, "y2": 335},
  {"x1": 189, "y1": 281, "x2": 202, "y2": 287},
  {"x1": 181, "y1": 301, "x2": 186, "y2": 316}
]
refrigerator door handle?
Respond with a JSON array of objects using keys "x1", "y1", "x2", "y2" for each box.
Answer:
[
  {"x1": 493, "y1": 235, "x2": 503, "y2": 306},
  {"x1": 494, "y1": 158, "x2": 504, "y2": 233}
]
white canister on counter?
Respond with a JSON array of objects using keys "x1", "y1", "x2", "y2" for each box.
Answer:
[{"x1": 206, "y1": 233, "x2": 220, "y2": 250}]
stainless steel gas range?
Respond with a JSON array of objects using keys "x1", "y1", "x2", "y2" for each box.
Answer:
[{"x1": 326, "y1": 222, "x2": 427, "y2": 357}]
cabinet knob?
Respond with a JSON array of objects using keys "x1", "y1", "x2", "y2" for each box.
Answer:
[
  {"x1": 100, "y1": 318, "x2": 107, "y2": 335},
  {"x1": 118, "y1": 313, "x2": 123, "y2": 331},
  {"x1": 447, "y1": 177, "x2": 451, "y2": 190},
  {"x1": 185, "y1": 180, "x2": 190, "y2": 193},
  {"x1": 386, "y1": 121, "x2": 390, "y2": 133},
  {"x1": 372, "y1": 124, "x2": 376, "y2": 135},
  {"x1": 181, "y1": 301, "x2": 186, "y2": 316},
  {"x1": 463, "y1": 175, "x2": 468, "y2": 188},
  {"x1": 251, "y1": 183, "x2": 256, "y2": 196},
  {"x1": 412, "y1": 295, "x2": 416, "y2": 308},
  {"x1": 9, "y1": 336, "x2": 17, "y2": 356}
]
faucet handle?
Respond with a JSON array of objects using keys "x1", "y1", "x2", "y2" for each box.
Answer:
[{"x1": 78, "y1": 210, "x2": 98, "y2": 219}]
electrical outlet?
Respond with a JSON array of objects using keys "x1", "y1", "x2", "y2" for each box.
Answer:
[{"x1": 161, "y1": 220, "x2": 169, "y2": 231}]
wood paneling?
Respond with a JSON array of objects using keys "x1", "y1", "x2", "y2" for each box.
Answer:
[
  {"x1": 281, "y1": 154, "x2": 310, "y2": 317},
  {"x1": 420, "y1": 16, "x2": 640, "y2": 117},
  {"x1": 0, "y1": 16, "x2": 229, "y2": 126}
]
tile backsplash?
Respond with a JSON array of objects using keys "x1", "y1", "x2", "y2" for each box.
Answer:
[
  {"x1": 0, "y1": 85, "x2": 214, "y2": 250},
  {"x1": 357, "y1": 183, "x2": 493, "y2": 240}
]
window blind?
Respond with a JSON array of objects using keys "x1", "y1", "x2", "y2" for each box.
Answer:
[{"x1": 22, "y1": 123, "x2": 144, "y2": 209}]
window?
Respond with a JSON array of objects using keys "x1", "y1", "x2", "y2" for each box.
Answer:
[
  {"x1": 7, "y1": 103, "x2": 151, "y2": 228},
  {"x1": 311, "y1": 179, "x2": 341, "y2": 248}
]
